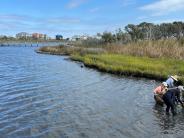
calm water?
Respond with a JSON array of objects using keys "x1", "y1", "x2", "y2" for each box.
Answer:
[{"x1": 0, "y1": 47, "x2": 184, "y2": 138}]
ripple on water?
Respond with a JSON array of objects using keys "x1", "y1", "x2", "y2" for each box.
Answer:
[{"x1": 1, "y1": 47, "x2": 184, "y2": 138}]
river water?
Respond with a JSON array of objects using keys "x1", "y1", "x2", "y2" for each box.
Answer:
[{"x1": 0, "y1": 46, "x2": 184, "y2": 138}]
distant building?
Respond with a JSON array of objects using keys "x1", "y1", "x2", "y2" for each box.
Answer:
[
  {"x1": 71, "y1": 35, "x2": 89, "y2": 41},
  {"x1": 71, "y1": 35, "x2": 80, "y2": 41},
  {"x1": 92, "y1": 35, "x2": 102, "y2": 40},
  {"x1": 56, "y1": 35, "x2": 63, "y2": 40},
  {"x1": 32, "y1": 33, "x2": 40, "y2": 39},
  {"x1": 15, "y1": 32, "x2": 50, "y2": 40},
  {"x1": 16, "y1": 32, "x2": 31, "y2": 39},
  {"x1": 80, "y1": 35, "x2": 88, "y2": 40},
  {"x1": 32, "y1": 33, "x2": 48, "y2": 40},
  {"x1": 0, "y1": 35, "x2": 7, "y2": 38},
  {"x1": 44, "y1": 34, "x2": 49, "y2": 40}
]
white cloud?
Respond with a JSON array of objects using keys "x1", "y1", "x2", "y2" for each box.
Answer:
[
  {"x1": 140, "y1": 0, "x2": 184, "y2": 16},
  {"x1": 137, "y1": 16, "x2": 148, "y2": 20},
  {"x1": 0, "y1": 14, "x2": 26, "y2": 20},
  {"x1": 153, "y1": 18, "x2": 184, "y2": 24},
  {"x1": 0, "y1": 14, "x2": 82, "y2": 36},
  {"x1": 89, "y1": 7, "x2": 100, "y2": 13},
  {"x1": 67, "y1": 0, "x2": 87, "y2": 9},
  {"x1": 0, "y1": 14, "x2": 80, "y2": 25},
  {"x1": 47, "y1": 17, "x2": 80, "y2": 24}
]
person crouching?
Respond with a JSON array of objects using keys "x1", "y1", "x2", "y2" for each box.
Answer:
[
  {"x1": 154, "y1": 82, "x2": 168, "y2": 105},
  {"x1": 162, "y1": 86, "x2": 184, "y2": 115}
]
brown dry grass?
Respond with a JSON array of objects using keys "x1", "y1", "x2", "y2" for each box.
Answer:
[
  {"x1": 38, "y1": 46, "x2": 105, "y2": 56},
  {"x1": 105, "y1": 39, "x2": 184, "y2": 60}
]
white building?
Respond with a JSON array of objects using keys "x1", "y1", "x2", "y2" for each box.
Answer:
[
  {"x1": 71, "y1": 35, "x2": 80, "y2": 41},
  {"x1": 71, "y1": 35, "x2": 89, "y2": 41},
  {"x1": 16, "y1": 32, "x2": 31, "y2": 39}
]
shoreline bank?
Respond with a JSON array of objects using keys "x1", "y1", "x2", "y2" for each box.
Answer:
[{"x1": 36, "y1": 46, "x2": 184, "y2": 84}]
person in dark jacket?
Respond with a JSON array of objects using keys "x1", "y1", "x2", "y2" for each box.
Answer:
[{"x1": 162, "y1": 86, "x2": 184, "y2": 115}]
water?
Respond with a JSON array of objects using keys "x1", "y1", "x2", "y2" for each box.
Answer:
[
  {"x1": 0, "y1": 47, "x2": 184, "y2": 138},
  {"x1": 0, "y1": 41, "x2": 64, "y2": 47}
]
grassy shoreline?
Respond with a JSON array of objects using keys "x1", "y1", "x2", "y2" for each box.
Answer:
[
  {"x1": 71, "y1": 54, "x2": 184, "y2": 81},
  {"x1": 36, "y1": 45, "x2": 184, "y2": 84}
]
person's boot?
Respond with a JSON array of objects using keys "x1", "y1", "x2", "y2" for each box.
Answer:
[
  {"x1": 172, "y1": 111, "x2": 177, "y2": 116},
  {"x1": 166, "y1": 112, "x2": 170, "y2": 115}
]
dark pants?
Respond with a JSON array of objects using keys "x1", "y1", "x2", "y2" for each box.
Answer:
[{"x1": 163, "y1": 96, "x2": 176, "y2": 115}]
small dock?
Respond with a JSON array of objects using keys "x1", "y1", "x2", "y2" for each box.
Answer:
[{"x1": 0, "y1": 42, "x2": 39, "y2": 47}]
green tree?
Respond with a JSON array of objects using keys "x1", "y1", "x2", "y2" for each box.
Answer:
[
  {"x1": 102, "y1": 32, "x2": 115, "y2": 43},
  {"x1": 125, "y1": 24, "x2": 142, "y2": 41},
  {"x1": 138, "y1": 22, "x2": 154, "y2": 40}
]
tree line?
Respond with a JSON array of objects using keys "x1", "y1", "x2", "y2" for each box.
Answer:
[{"x1": 101, "y1": 21, "x2": 184, "y2": 43}]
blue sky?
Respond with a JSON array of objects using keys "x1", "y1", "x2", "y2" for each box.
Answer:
[{"x1": 1, "y1": 0, "x2": 184, "y2": 38}]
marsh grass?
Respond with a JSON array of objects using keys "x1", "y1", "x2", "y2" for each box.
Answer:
[
  {"x1": 37, "y1": 39, "x2": 184, "y2": 83},
  {"x1": 71, "y1": 54, "x2": 184, "y2": 82},
  {"x1": 105, "y1": 39, "x2": 184, "y2": 59},
  {"x1": 38, "y1": 46, "x2": 77, "y2": 55},
  {"x1": 37, "y1": 46, "x2": 105, "y2": 55}
]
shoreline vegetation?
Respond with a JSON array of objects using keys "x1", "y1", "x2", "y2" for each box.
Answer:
[
  {"x1": 36, "y1": 39, "x2": 184, "y2": 84},
  {"x1": 36, "y1": 21, "x2": 184, "y2": 84}
]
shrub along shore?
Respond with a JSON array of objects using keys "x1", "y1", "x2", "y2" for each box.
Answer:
[{"x1": 36, "y1": 40, "x2": 184, "y2": 84}]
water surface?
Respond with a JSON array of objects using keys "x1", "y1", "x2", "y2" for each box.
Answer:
[{"x1": 0, "y1": 47, "x2": 184, "y2": 138}]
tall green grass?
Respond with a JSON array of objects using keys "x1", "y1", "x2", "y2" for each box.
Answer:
[{"x1": 71, "y1": 54, "x2": 184, "y2": 82}]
